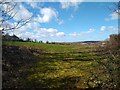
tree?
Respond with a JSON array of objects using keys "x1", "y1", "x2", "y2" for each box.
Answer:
[
  {"x1": 26, "y1": 38, "x2": 32, "y2": 42},
  {"x1": 0, "y1": 0, "x2": 32, "y2": 33},
  {"x1": 39, "y1": 40, "x2": 43, "y2": 43},
  {"x1": 107, "y1": 2, "x2": 120, "y2": 15},
  {"x1": 34, "y1": 39, "x2": 37, "y2": 42},
  {"x1": 86, "y1": 3, "x2": 120, "y2": 89},
  {"x1": 46, "y1": 41, "x2": 49, "y2": 44}
]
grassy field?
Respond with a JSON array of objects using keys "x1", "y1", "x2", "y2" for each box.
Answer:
[{"x1": 2, "y1": 41, "x2": 119, "y2": 89}]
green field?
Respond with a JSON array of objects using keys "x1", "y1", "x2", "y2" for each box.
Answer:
[{"x1": 2, "y1": 41, "x2": 119, "y2": 89}]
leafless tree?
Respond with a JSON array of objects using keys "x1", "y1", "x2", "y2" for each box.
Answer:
[
  {"x1": 107, "y1": 2, "x2": 120, "y2": 15},
  {"x1": 0, "y1": 0, "x2": 32, "y2": 33}
]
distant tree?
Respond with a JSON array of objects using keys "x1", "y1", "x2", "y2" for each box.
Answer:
[
  {"x1": 46, "y1": 41, "x2": 49, "y2": 44},
  {"x1": 51, "y1": 42, "x2": 55, "y2": 44},
  {"x1": 39, "y1": 41, "x2": 43, "y2": 43},
  {"x1": 26, "y1": 38, "x2": 32, "y2": 42},
  {"x1": 34, "y1": 39, "x2": 37, "y2": 42}
]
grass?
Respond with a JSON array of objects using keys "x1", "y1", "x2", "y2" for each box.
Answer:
[
  {"x1": 3, "y1": 41, "x2": 94, "y2": 53},
  {"x1": 2, "y1": 41, "x2": 112, "y2": 89}
]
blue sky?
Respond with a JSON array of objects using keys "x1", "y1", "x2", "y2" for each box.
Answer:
[{"x1": 3, "y1": 2, "x2": 118, "y2": 42}]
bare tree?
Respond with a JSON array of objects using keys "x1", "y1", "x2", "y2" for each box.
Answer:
[
  {"x1": 107, "y1": 2, "x2": 120, "y2": 15},
  {"x1": 0, "y1": 0, "x2": 32, "y2": 33},
  {"x1": 94, "y1": 3, "x2": 120, "y2": 89}
]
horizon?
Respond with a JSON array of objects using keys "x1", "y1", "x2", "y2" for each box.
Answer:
[
  {"x1": 3, "y1": 34, "x2": 108, "y2": 43},
  {"x1": 2, "y1": 2, "x2": 118, "y2": 42}
]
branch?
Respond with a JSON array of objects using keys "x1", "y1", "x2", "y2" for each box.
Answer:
[
  {"x1": 0, "y1": 0, "x2": 33, "y2": 31},
  {"x1": 2, "y1": 16, "x2": 32, "y2": 31},
  {"x1": 0, "y1": 1, "x2": 17, "y2": 23}
]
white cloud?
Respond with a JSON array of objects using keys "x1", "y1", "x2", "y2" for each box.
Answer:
[
  {"x1": 0, "y1": 27, "x2": 2, "y2": 31},
  {"x1": 2, "y1": 3, "x2": 65, "y2": 41},
  {"x1": 35, "y1": 28, "x2": 65, "y2": 37},
  {"x1": 46, "y1": 28, "x2": 58, "y2": 33},
  {"x1": 100, "y1": 26, "x2": 118, "y2": 32},
  {"x1": 105, "y1": 11, "x2": 118, "y2": 21},
  {"x1": 69, "y1": 32, "x2": 80, "y2": 37},
  {"x1": 18, "y1": 31, "x2": 35, "y2": 39},
  {"x1": 86, "y1": 28, "x2": 95, "y2": 33},
  {"x1": 100, "y1": 26, "x2": 106, "y2": 31},
  {"x1": 13, "y1": 4, "x2": 33, "y2": 20},
  {"x1": 33, "y1": 7, "x2": 64, "y2": 25},
  {"x1": 69, "y1": 28, "x2": 95, "y2": 37},
  {"x1": 34, "y1": 7, "x2": 57, "y2": 23},
  {"x1": 1, "y1": 21, "x2": 11, "y2": 30},
  {"x1": 27, "y1": 2, "x2": 38, "y2": 8},
  {"x1": 110, "y1": 12, "x2": 118, "y2": 20},
  {"x1": 12, "y1": 21, "x2": 65, "y2": 40},
  {"x1": 59, "y1": 0, "x2": 81, "y2": 9},
  {"x1": 38, "y1": 28, "x2": 58, "y2": 37},
  {"x1": 58, "y1": 19, "x2": 64, "y2": 25},
  {"x1": 1, "y1": 2, "x2": 33, "y2": 32},
  {"x1": 56, "y1": 32, "x2": 65, "y2": 36}
]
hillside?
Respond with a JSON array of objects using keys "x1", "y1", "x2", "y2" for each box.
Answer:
[{"x1": 2, "y1": 41, "x2": 120, "y2": 89}]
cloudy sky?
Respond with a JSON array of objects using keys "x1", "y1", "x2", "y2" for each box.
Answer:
[{"x1": 3, "y1": 1, "x2": 118, "y2": 42}]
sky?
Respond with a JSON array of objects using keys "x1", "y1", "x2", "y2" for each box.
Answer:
[{"x1": 1, "y1": 1, "x2": 119, "y2": 42}]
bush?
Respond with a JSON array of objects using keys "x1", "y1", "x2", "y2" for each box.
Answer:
[{"x1": 95, "y1": 34, "x2": 120, "y2": 89}]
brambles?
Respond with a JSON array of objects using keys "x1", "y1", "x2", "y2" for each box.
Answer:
[{"x1": 94, "y1": 34, "x2": 120, "y2": 89}]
